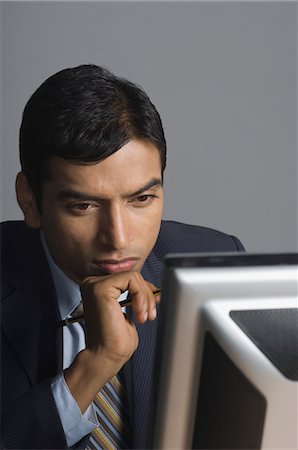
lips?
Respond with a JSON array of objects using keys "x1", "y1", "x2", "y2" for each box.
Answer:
[{"x1": 93, "y1": 257, "x2": 139, "y2": 274}]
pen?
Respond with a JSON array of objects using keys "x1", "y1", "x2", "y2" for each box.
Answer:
[{"x1": 56, "y1": 289, "x2": 161, "y2": 327}]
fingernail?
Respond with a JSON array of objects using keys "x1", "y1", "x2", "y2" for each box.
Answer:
[
  {"x1": 151, "y1": 308, "x2": 157, "y2": 319},
  {"x1": 144, "y1": 311, "x2": 148, "y2": 321}
]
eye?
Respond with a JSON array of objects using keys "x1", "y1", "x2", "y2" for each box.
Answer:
[
  {"x1": 131, "y1": 194, "x2": 157, "y2": 207},
  {"x1": 137, "y1": 195, "x2": 150, "y2": 202},
  {"x1": 66, "y1": 202, "x2": 96, "y2": 214},
  {"x1": 73, "y1": 203, "x2": 91, "y2": 210}
]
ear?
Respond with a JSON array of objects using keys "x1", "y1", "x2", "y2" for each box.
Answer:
[{"x1": 15, "y1": 172, "x2": 41, "y2": 228}]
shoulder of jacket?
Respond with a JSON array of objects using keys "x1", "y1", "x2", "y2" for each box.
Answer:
[
  {"x1": 1, "y1": 221, "x2": 39, "y2": 255},
  {"x1": 160, "y1": 220, "x2": 232, "y2": 238},
  {"x1": 1, "y1": 221, "x2": 44, "y2": 294},
  {"x1": 156, "y1": 220, "x2": 244, "y2": 254}
]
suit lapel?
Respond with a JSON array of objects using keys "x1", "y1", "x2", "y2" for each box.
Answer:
[{"x1": 1, "y1": 226, "x2": 62, "y2": 386}]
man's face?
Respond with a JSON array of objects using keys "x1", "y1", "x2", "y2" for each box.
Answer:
[{"x1": 37, "y1": 139, "x2": 164, "y2": 283}]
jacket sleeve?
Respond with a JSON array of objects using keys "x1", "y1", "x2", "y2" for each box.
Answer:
[
  {"x1": 1, "y1": 377, "x2": 68, "y2": 449},
  {"x1": 0, "y1": 330, "x2": 92, "y2": 450}
]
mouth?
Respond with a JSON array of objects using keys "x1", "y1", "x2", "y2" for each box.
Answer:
[{"x1": 93, "y1": 257, "x2": 140, "y2": 274}]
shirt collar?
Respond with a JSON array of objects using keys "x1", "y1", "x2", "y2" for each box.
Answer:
[{"x1": 40, "y1": 231, "x2": 81, "y2": 320}]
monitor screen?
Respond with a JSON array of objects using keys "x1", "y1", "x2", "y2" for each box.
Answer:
[{"x1": 147, "y1": 252, "x2": 298, "y2": 450}]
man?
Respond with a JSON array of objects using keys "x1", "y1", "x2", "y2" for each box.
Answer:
[{"x1": 1, "y1": 64, "x2": 244, "y2": 449}]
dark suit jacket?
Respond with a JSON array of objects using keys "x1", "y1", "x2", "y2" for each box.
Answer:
[{"x1": 1, "y1": 220, "x2": 244, "y2": 449}]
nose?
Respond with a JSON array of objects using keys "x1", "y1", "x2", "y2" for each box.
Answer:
[{"x1": 99, "y1": 204, "x2": 132, "y2": 251}]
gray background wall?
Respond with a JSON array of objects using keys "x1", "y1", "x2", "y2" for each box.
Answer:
[{"x1": 1, "y1": 1, "x2": 297, "y2": 252}]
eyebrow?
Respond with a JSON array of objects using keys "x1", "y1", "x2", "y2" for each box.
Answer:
[{"x1": 54, "y1": 178, "x2": 163, "y2": 202}]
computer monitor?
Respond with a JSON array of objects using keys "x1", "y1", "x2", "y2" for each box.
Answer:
[{"x1": 147, "y1": 253, "x2": 298, "y2": 450}]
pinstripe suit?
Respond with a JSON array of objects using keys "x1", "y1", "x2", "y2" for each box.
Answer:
[{"x1": 1, "y1": 220, "x2": 244, "y2": 449}]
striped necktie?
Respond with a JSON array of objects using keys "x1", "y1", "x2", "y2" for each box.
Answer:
[
  {"x1": 87, "y1": 371, "x2": 131, "y2": 450},
  {"x1": 70, "y1": 304, "x2": 131, "y2": 449}
]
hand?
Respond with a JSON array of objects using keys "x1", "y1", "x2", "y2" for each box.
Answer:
[
  {"x1": 64, "y1": 271, "x2": 160, "y2": 412},
  {"x1": 81, "y1": 271, "x2": 159, "y2": 363}
]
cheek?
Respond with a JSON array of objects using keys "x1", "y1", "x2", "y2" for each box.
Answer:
[
  {"x1": 42, "y1": 216, "x2": 92, "y2": 261},
  {"x1": 138, "y1": 210, "x2": 162, "y2": 249},
  {"x1": 44, "y1": 211, "x2": 94, "y2": 241},
  {"x1": 45, "y1": 226, "x2": 92, "y2": 276}
]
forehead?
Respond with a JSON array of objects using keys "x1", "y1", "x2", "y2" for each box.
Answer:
[{"x1": 44, "y1": 139, "x2": 162, "y2": 196}]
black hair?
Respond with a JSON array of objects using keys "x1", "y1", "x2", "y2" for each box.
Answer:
[{"x1": 19, "y1": 64, "x2": 166, "y2": 206}]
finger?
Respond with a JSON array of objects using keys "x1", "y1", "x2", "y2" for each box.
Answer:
[
  {"x1": 127, "y1": 274, "x2": 149, "y2": 323},
  {"x1": 120, "y1": 273, "x2": 150, "y2": 323},
  {"x1": 129, "y1": 278, "x2": 160, "y2": 323},
  {"x1": 123, "y1": 313, "x2": 140, "y2": 352},
  {"x1": 81, "y1": 274, "x2": 110, "y2": 288},
  {"x1": 140, "y1": 281, "x2": 161, "y2": 320},
  {"x1": 147, "y1": 288, "x2": 161, "y2": 321},
  {"x1": 82, "y1": 273, "x2": 132, "y2": 308}
]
